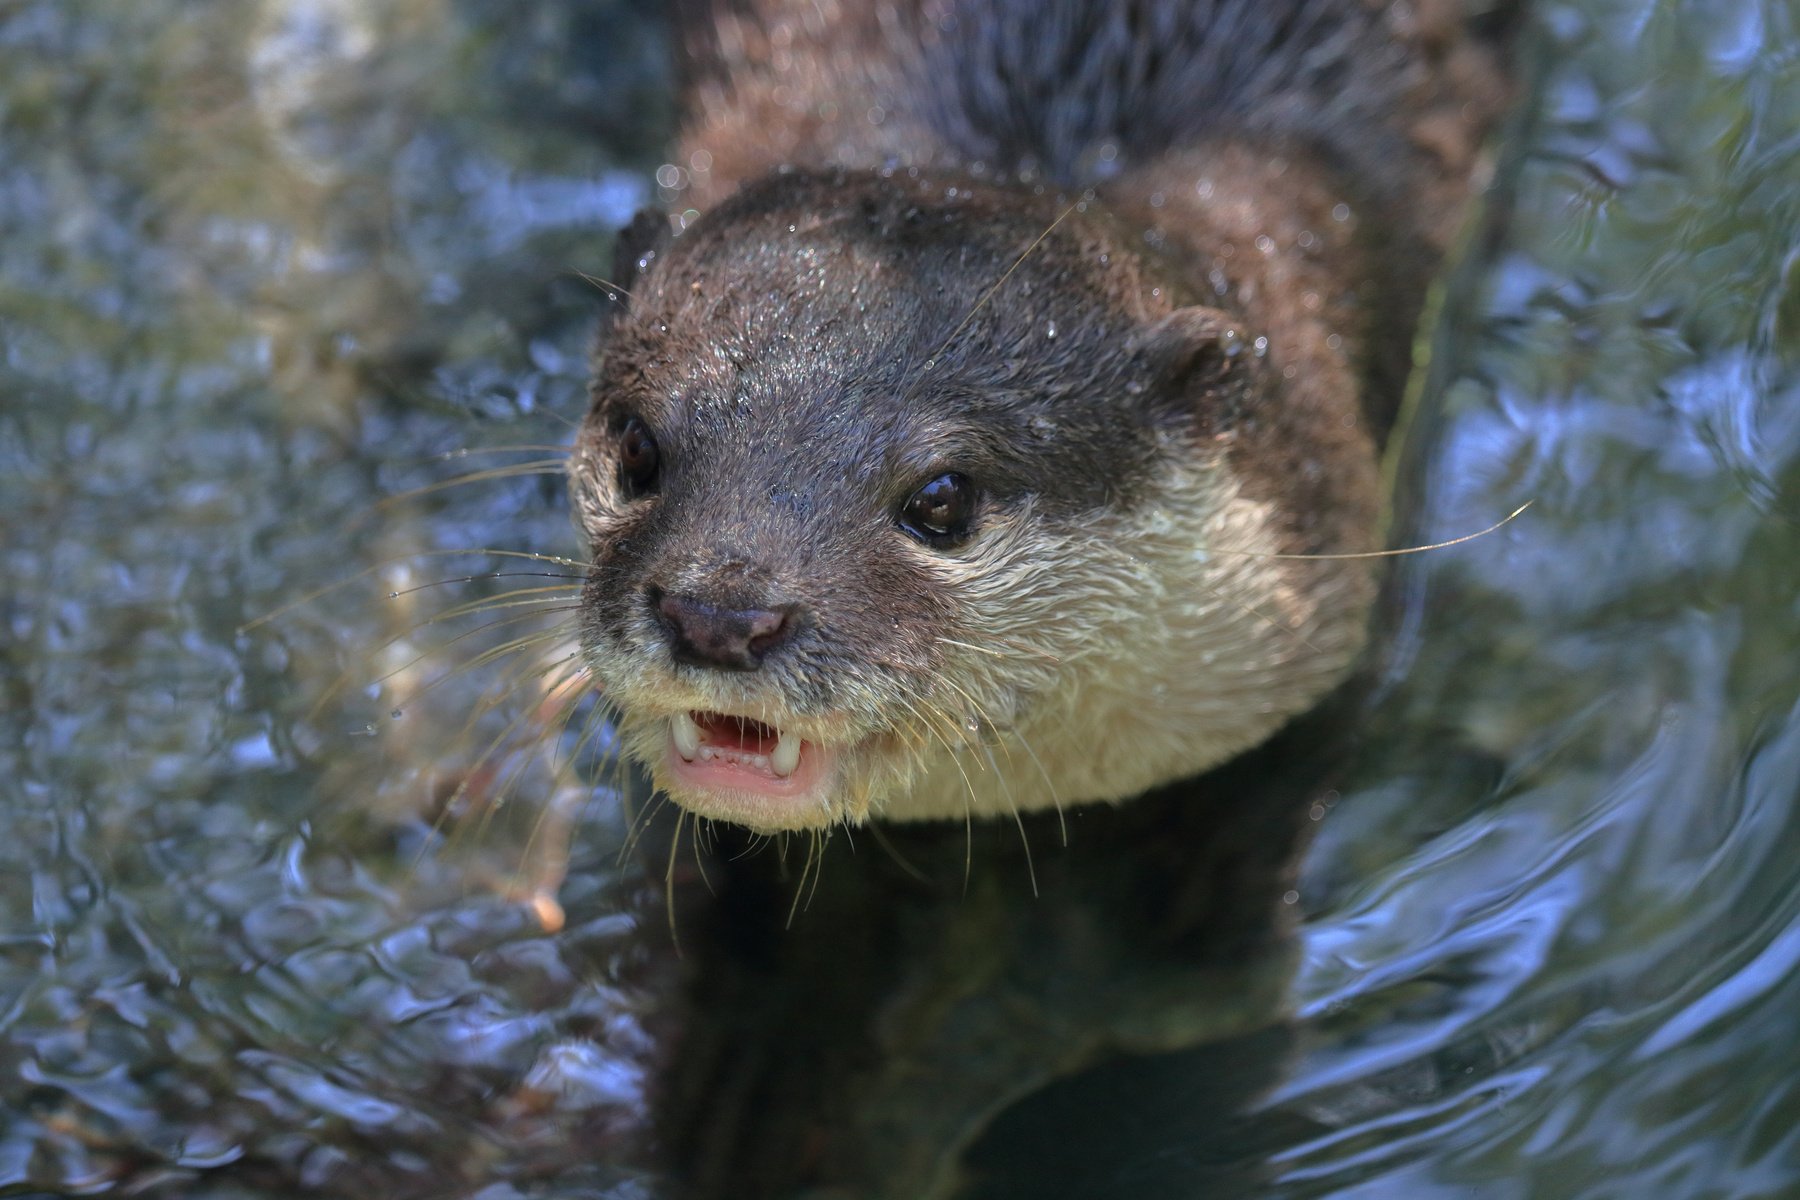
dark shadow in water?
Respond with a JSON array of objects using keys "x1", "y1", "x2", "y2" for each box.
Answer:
[
  {"x1": 652, "y1": 685, "x2": 1372, "y2": 1199},
  {"x1": 959, "y1": 1022, "x2": 1296, "y2": 1200}
]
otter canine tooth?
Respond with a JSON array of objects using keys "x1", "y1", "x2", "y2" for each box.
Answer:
[
  {"x1": 771, "y1": 731, "x2": 800, "y2": 777},
  {"x1": 672, "y1": 712, "x2": 701, "y2": 760}
]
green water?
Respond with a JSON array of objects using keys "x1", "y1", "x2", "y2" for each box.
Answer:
[{"x1": 2, "y1": 0, "x2": 1797, "y2": 1196}]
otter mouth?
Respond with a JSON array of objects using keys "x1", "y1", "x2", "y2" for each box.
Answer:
[{"x1": 663, "y1": 709, "x2": 844, "y2": 828}]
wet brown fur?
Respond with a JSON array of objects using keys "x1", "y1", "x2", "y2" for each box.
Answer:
[
  {"x1": 571, "y1": 0, "x2": 1511, "y2": 832},
  {"x1": 575, "y1": 1, "x2": 1522, "y2": 1194}
]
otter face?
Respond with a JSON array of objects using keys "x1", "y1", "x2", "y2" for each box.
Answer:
[{"x1": 571, "y1": 171, "x2": 1376, "y2": 832}]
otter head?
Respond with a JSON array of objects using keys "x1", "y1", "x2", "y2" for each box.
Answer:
[{"x1": 571, "y1": 169, "x2": 1378, "y2": 833}]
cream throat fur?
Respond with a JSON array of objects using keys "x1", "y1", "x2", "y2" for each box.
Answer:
[{"x1": 875, "y1": 454, "x2": 1375, "y2": 823}]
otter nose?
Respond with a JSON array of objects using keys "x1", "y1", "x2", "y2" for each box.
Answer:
[{"x1": 652, "y1": 590, "x2": 797, "y2": 671}]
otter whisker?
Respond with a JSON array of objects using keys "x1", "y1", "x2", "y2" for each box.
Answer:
[
  {"x1": 690, "y1": 814, "x2": 714, "y2": 897},
  {"x1": 698, "y1": 816, "x2": 726, "y2": 860},
  {"x1": 388, "y1": 625, "x2": 581, "y2": 714},
  {"x1": 318, "y1": 601, "x2": 578, "y2": 722},
  {"x1": 784, "y1": 833, "x2": 812, "y2": 927},
  {"x1": 984, "y1": 635, "x2": 1064, "y2": 666},
  {"x1": 568, "y1": 269, "x2": 635, "y2": 300},
  {"x1": 432, "y1": 648, "x2": 583, "y2": 782},
  {"x1": 552, "y1": 683, "x2": 618, "y2": 783},
  {"x1": 733, "y1": 831, "x2": 773, "y2": 861},
  {"x1": 558, "y1": 708, "x2": 640, "y2": 853},
  {"x1": 785, "y1": 829, "x2": 829, "y2": 927},
  {"x1": 505, "y1": 773, "x2": 589, "y2": 933},
  {"x1": 981, "y1": 744, "x2": 1039, "y2": 898},
  {"x1": 387, "y1": 571, "x2": 585, "y2": 599},
  {"x1": 473, "y1": 720, "x2": 570, "y2": 866},
  {"x1": 347, "y1": 460, "x2": 570, "y2": 531},
  {"x1": 805, "y1": 829, "x2": 828, "y2": 911},
  {"x1": 414, "y1": 444, "x2": 576, "y2": 464},
  {"x1": 930, "y1": 675, "x2": 1028, "y2": 796},
  {"x1": 239, "y1": 548, "x2": 594, "y2": 634},
  {"x1": 435, "y1": 655, "x2": 589, "y2": 839},
  {"x1": 1200, "y1": 502, "x2": 1533, "y2": 562},
  {"x1": 405, "y1": 653, "x2": 585, "y2": 873},
  {"x1": 510, "y1": 674, "x2": 609, "y2": 891},
  {"x1": 618, "y1": 791, "x2": 672, "y2": 869},
  {"x1": 935, "y1": 636, "x2": 1060, "y2": 666},
  {"x1": 1007, "y1": 729, "x2": 1068, "y2": 847},
  {"x1": 1170, "y1": 555, "x2": 1325, "y2": 656},
  {"x1": 897, "y1": 692, "x2": 981, "y2": 889},
  {"x1": 398, "y1": 586, "x2": 584, "y2": 626},
  {"x1": 897, "y1": 694, "x2": 983, "y2": 799},
  {"x1": 867, "y1": 822, "x2": 931, "y2": 884},
  {"x1": 920, "y1": 198, "x2": 1082, "y2": 371},
  {"x1": 665, "y1": 809, "x2": 686, "y2": 954}
]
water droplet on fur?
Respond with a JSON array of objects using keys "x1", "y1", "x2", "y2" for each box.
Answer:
[
  {"x1": 1045, "y1": 320, "x2": 1057, "y2": 339},
  {"x1": 1253, "y1": 336, "x2": 1269, "y2": 358}
]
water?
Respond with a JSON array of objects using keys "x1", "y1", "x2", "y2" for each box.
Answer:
[{"x1": 1, "y1": 0, "x2": 1797, "y2": 1196}]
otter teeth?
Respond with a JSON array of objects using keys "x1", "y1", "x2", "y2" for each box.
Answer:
[
  {"x1": 671, "y1": 712, "x2": 702, "y2": 761},
  {"x1": 771, "y1": 730, "x2": 800, "y2": 778},
  {"x1": 671, "y1": 712, "x2": 801, "y2": 778}
]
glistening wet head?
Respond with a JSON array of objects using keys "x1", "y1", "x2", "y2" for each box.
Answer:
[{"x1": 569, "y1": 169, "x2": 1379, "y2": 832}]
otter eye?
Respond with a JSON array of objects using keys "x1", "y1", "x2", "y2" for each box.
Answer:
[
  {"x1": 899, "y1": 473, "x2": 976, "y2": 546},
  {"x1": 617, "y1": 416, "x2": 660, "y2": 497}
]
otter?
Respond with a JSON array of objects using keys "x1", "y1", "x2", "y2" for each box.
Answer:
[
  {"x1": 565, "y1": 3, "x2": 1520, "y2": 1195},
  {"x1": 570, "y1": 0, "x2": 1510, "y2": 835}
]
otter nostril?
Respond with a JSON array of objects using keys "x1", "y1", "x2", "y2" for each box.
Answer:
[
  {"x1": 653, "y1": 591, "x2": 798, "y2": 671},
  {"x1": 742, "y1": 607, "x2": 790, "y2": 657}
]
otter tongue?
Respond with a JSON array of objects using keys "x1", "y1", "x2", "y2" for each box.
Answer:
[{"x1": 694, "y1": 712, "x2": 777, "y2": 753}]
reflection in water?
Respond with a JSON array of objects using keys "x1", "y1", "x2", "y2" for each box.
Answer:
[
  {"x1": 1, "y1": 0, "x2": 1798, "y2": 1196},
  {"x1": 1, "y1": 1, "x2": 669, "y2": 1195}
]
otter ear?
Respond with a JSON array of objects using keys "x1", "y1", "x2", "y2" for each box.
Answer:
[
  {"x1": 610, "y1": 206, "x2": 669, "y2": 298},
  {"x1": 592, "y1": 207, "x2": 669, "y2": 347},
  {"x1": 1131, "y1": 305, "x2": 1251, "y2": 424},
  {"x1": 1133, "y1": 305, "x2": 1243, "y2": 383}
]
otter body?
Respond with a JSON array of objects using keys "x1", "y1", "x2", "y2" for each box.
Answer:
[
  {"x1": 585, "y1": 3, "x2": 1519, "y2": 1194},
  {"x1": 572, "y1": 0, "x2": 1509, "y2": 830}
]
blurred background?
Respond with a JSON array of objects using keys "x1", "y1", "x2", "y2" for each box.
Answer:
[{"x1": 1, "y1": 0, "x2": 1797, "y2": 1195}]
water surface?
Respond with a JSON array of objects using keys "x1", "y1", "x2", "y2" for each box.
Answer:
[{"x1": 2, "y1": 0, "x2": 1798, "y2": 1196}]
